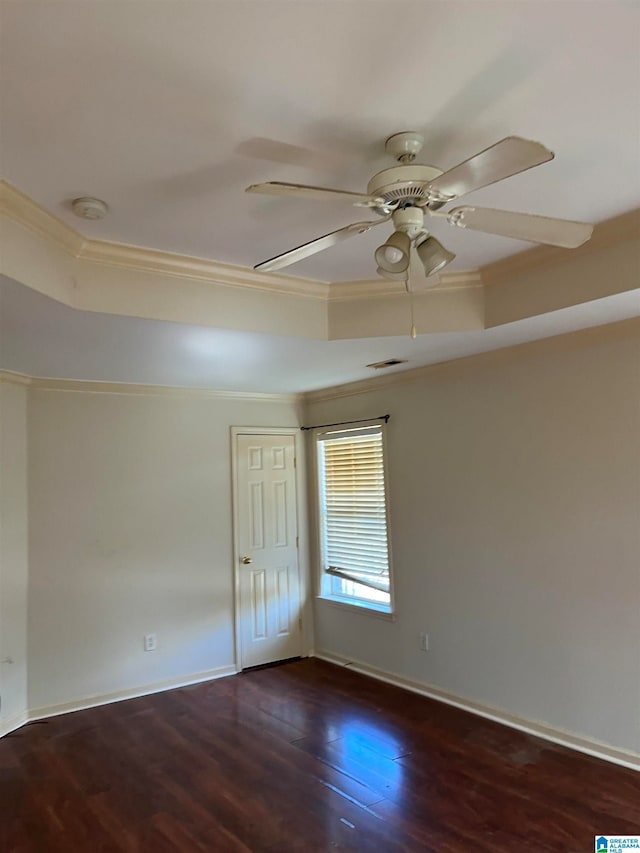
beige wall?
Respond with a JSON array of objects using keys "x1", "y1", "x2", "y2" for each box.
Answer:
[
  {"x1": 484, "y1": 236, "x2": 640, "y2": 327},
  {"x1": 0, "y1": 382, "x2": 29, "y2": 734},
  {"x1": 306, "y1": 321, "x2": 640, "y2": 755},
  {"x1": 27, "y1": 389, "x2": 303, "y2": 712},
  {"x1": 4, "y1": 318, "x2": 639, "y2": 760}
]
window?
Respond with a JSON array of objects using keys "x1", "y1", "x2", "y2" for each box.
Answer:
[{"x1": 316, "y1": 422, "x2": 393, "y2": 614}]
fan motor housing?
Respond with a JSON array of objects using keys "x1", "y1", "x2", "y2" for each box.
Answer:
[{"x1": 367, "y1": 164, "x2": 443, "y2": 212}]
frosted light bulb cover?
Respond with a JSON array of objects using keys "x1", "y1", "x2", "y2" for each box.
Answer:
[
  {"x1": 374, "y1": 231, "x2": 410, "y2": 274},
  {"x1": 383, "y1": 246, "x2": 404, "y2": 264},
  {"x1": 416, "y1": 236, "x2": 456, "y2": 276}
]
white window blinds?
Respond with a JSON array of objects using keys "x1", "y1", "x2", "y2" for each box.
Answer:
[{"x1": 317, "y1": 425, "x2": 390, "y2": 594}]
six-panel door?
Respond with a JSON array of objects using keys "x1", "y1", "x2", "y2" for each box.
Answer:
[{"x1": 236, "y1": 434, "x2": 301, "y2": 668}]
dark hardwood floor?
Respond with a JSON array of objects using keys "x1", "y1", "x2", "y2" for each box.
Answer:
[{"x1": 1, "y1": 658, "x2": 638, "y2": 852}]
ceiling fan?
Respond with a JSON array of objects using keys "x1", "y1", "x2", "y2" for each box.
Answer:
[{"x1": 246, "y1": 132, "x2": 593, "y2": 280}]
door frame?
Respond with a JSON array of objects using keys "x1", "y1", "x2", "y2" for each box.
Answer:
[{"x1": 230, "y1": 426, "x2": 310, "y2": 671}]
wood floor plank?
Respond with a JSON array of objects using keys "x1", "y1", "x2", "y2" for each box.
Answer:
[{"x1": 1, "y1": 658, "x2": 638, "y2": 852}]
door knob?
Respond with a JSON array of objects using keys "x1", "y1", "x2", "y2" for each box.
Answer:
[{"x1": 240, "y1": 556, "x2": 253, "y2": 564}]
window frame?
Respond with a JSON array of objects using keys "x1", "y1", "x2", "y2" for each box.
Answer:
[{"x1": 313, "y1": 419, "x2": 395, "y2": 618}]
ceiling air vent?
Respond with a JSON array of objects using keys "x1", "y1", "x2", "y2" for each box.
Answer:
[{"x1": 366, "y1": 358, "x2": 408, "y2": 370}]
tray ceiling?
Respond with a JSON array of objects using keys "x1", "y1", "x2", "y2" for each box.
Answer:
[
  {"x1": 2, "y1": 275, "x2": 638, "y2": 394},
  {"x1": 1, "y1": 0, "x2": 639, "y2": 282}
]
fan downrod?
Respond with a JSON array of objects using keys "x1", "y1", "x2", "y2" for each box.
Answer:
[{"x1": 385, "y1": 131, "x2": 424, "y2": 163}]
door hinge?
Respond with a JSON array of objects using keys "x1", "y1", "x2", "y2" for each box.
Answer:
[
  {"x1": 294, "y1": 456, "x2": 297, "y2": 469},
  {"x1": 296, "y1": 536, "x2": 299, "y2": 548},
  {"x1": 298, "y1": 617, "x2": 302, "y2": 631}
]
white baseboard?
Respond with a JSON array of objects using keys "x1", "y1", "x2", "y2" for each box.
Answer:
[
  {"x1": 1, "y1": 664, "x2": 237, "y2": 735},
  {"x1": 314, "y1": 650, "x2": 640, "y2": 772},
  {"x1": 0, "y1": 711, "x2": 29, "y2": 739}
]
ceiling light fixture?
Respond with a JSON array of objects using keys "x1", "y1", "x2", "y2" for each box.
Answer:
[
  {"x1": 374, "y1": 231, "x2": 410, "y2": 274},
  {"x1": 416, "y1": 235, "x2": 456, "y2": 277},
  {"x1": 248, "y1": 131, "x2": 592, "y2": 285},
  {"x1": 376, "y1": 266, "x2": 409, "y2": 282}
]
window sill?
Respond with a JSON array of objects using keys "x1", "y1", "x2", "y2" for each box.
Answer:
[{"x1": 316, "y1": 595, "x2": 396, "y2": 622}]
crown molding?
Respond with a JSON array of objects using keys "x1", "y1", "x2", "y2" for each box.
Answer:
[
  {"x1": 0, "y1": 181, "x2": 84, "y2": 256},
  {"x1": 481, "y1": 208, "x2": 640, "y2": 286},
  {"x1": 0, "y1": 180, "x2": 328, "y2": 300},
  {"x1": 29, "y1": 377, "x2": 301, "y2": 403},
  {"x1": 3, "y1": 179, "x2": 637, "y2": 310},
  {"x1": 304, "y1": 316, "x2": 640, "y2": 403},
  {"x1": 79, "y1": 239, "x2": 329, "y2": 299},
  {"x1": 328, "y1": 270, "x2": 482, "y2": 301},
  {"x1": 0, "y1": 370, "x2": 301, "y2": 403},
  {"x1": 0, "y1": 370, "x2": 32, "y2": 387},
  {"x1": 436, "y1": 270, "x2": 484, "y2": 290}
]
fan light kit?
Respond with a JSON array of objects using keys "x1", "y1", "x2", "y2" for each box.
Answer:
[{"x1": 246, "y1": 132, "x2": 594, "y2": 282}]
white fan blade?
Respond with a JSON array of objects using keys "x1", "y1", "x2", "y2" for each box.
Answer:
[
  {"x1": 427, "y1": 137, "x2": 554, "y2": 201},
  {"x1": 246, "y1": 181, "x2": 382, "y2": 208},
  {"x1": 447, "y1": 206, "x2": 593, "y2": 248},
  {"x1": 254, "y1": 218, "x2": 389, "y2": 272}
]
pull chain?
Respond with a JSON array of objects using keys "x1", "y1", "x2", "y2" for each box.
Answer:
[
  {"x1": 410, "y1": 291, "x2": 417, "y2": 339},
  {"x1": 405, "y1": 274, "x2": 417, "y2": 339}
]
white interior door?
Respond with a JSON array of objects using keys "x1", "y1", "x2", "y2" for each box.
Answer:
[{"x1": 236, "y1": 433, "x2": 301, "y2": 669}]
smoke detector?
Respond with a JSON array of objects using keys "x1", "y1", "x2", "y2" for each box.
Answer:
[{"x1": 72, "y1": 197, "x2": 109, "y2": 220}]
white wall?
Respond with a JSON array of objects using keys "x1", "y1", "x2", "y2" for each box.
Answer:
[
  {"x1": 27, "y1": 388, "x2": 303, "y2": 713},
  {"x1": 0, "y1": 381, "x2": 29, "y2": 734},
  {"x1": 307, "y1": 321, "x2": 640, "y2": 756}
]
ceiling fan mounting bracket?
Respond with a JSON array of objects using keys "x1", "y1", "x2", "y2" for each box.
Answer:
[{"x1": 385, "y1": 131, "x2": 424, "y2": 163}]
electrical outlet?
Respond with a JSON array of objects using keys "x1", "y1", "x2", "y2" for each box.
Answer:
[
  {"x1": 144, "y1": 633, "x2": 157, "y2": 652},
  {"x1": 419, "y1": 632, "x2": 429, "y2": 652}
]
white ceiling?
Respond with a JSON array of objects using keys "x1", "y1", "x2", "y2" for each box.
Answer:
[
  {"x1": 1, "y1": 0, "x2": 639, "y2": 282},
  {"x1": 2, "y1": 276, "x2": 639, "y2": 393}
]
